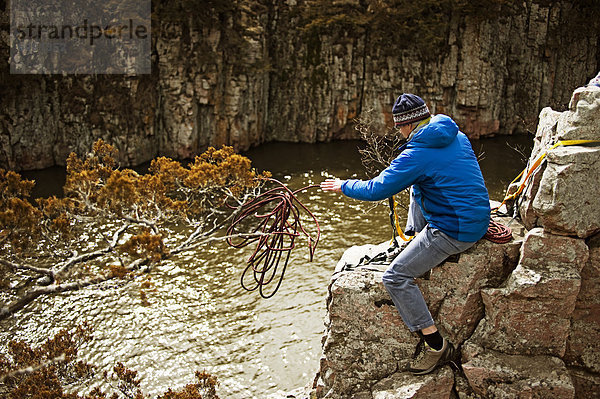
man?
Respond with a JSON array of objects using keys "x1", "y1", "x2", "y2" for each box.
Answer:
[{"x1": 320, "y1": 93, "x2": 490, "y2": 375}]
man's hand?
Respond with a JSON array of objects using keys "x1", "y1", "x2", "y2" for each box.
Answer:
[{"x1": 320, "y1": 178, "x2": 343, "y2": 193}]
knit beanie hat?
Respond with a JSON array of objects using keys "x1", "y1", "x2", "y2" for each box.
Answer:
[{"x1": 392, "y1": 94, "x2": 431, "y2": 127}]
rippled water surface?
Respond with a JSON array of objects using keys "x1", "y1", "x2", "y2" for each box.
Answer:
[{"x1": 3, "y1": 137, "x2": 531, "y2": 397}]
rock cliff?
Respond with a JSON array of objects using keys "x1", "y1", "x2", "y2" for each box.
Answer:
[
  {"x1": 1, "y1": 1, "x2": 599, "y2": 170},
  {"x1": 309, "y1": 86, "x2": 600, "y2": 398}
]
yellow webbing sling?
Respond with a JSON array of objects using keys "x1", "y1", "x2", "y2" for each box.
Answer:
[{"x1": 494, "y1": 139, "x2": 600, "y2": 211}]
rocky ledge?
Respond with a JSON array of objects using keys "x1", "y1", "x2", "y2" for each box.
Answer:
[{"x1": 287, "y1": 86, "x2": 600, "y2": 398}]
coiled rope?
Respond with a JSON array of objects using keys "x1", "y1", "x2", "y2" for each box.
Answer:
[
  {"x1": 484, "y1": 219, "x2": 512, "y2": 244},
  {"x1": 226, "y1": 178, "x2": 320, "y2": 298}
]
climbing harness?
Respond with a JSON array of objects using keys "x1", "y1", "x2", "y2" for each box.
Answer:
[
  {"x1": 226, "y1": 179, "x2": 320, "y2": 299},
  {"x1": 387, "y1": 192, "x2": 507, "y2": 250}
]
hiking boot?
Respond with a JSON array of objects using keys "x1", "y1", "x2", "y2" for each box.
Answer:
[{"x1": 408, "y1": 337, "x2": 455, "y2": 375}]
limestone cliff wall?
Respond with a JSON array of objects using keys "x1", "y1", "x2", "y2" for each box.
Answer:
[
  {"x1": 309, "y1": 86, "x2": 600, "y2": 398},
  {"x1": 1, "y1": 1, "x2": 599, "y2": 170}
]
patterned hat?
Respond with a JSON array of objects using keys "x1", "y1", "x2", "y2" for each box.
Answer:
[{"x1": 392, "y1": 94, "x2": 430, "y2": 127}]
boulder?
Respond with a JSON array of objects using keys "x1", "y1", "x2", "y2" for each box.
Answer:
[
  {"x1": 462, "y1": 343, "x2": 575, "y2": 399},
  {"x1": 418, "y1": 235, "x2": 522, "y2": 345},
  {"x1": 517, "y1": 106, "x2": 560, "y2": 228},
  {"x1": 467, "y1": 228, "x2": 588, "y2": 357},
  {"x1": 452, "y1": 372, "x2": 481, "y2": 399},
  {"x1": 519, "y1": 87, "x2": 600, "y2": 238},
  {"x1": 557, "y1": 87, "x2": 600, "y2": 142},
  {"x1": 567, "y1": 369, "x2": 600, "y2": 399},
  {"x1": 316, "y1": 230, "x2": 523, "y2": 398},
  {"x1": 370, "y1": 367, "x2": 454, "y2": 399},
  {"x1": 317, "y1": 268, "x2": 416, "y2": 398},
  {"x1": 565, "y1": 233, "x2": 600, "y2": 395}
]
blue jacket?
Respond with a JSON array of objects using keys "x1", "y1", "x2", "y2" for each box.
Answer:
[{"x1": 341, "y1": 114, "x2": 490, "y2": 242}]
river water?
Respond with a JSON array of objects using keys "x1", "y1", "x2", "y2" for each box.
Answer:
[{"x1": 2, "y1": 137, "x2": 531, "y2": 398}]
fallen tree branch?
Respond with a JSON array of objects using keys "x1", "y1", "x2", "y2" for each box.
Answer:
[
  {"x1": 0, "y1": 259, "x2": 54, "y2": 278},
  {"x1": 0, "y1": 256, "x2": 150, "y2": 321},
  {"x1": 54, "y1": 224, "x2": 129, "y2": 278}
]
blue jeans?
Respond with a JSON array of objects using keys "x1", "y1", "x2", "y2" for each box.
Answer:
[{"x1": 382, "y1": 190, "x2": 476, "y2": 332}]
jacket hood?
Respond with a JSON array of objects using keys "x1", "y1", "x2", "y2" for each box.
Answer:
[{"x1": 408, "y1": 114, "x2": 458, "y2": 148}]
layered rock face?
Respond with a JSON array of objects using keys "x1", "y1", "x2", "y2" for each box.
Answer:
[
  {"x1": 1, "y1": 1, "x2": 599, "y2": 170},
  {"x1": 312, "y1": 86, "x2": 600, "y2": 398}
]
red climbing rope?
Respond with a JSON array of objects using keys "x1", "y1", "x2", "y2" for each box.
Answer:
[
  {"x1": 226, "y1": 178, "x2": 320, "y2": 298},
  {"x1": 484, "y1": 219, "x2": 512, "y2": 244}
]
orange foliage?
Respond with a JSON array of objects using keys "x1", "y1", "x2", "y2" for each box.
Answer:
[
  {"x1": 108, "y1": 264, "x2": 132, "y2": 279},
  {"x1": 140, "y1": 278, "x2": 154, "y2": 290},
  {"x1": 37, "y1": 196, "x2": 78, "y2": 237},
  {"x1": 0, "y1": 169, "x2": 42, "y2": 248},
  {"x1": 0, "y1": 324, "x2": 94, "y2": 398},
  {"x1": 139, "y1": 290, "x2": 151, "y2": 307},
  {"x1": 62, "y1": 140, "x2": 268, "y2": 222},
  {"x1": 105, "y1": 362, "x2": 145, "y2": 399},
  {"x1": 1, "y1": 140, "x2": 268, "y2": 257},
  {"x1": 121, "y1": 230, "x2": 168, "y2": 263},
  {"x1": 1, "y1": 140, "x2": 263, "y2": 396},
  {"x1": 1, "y1": 325, "x2": 220, "y2": 398},
  {"x1": 156, "y1": 371, "x2": 219, "y2": 399}
]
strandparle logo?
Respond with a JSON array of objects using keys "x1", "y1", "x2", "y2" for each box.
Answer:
[
  {"x1": 15, "y1": 19, "x2": 149, "y2": 46},
  {"x1": 10, "y1": 0, "x2": 151, "y2": 75}
]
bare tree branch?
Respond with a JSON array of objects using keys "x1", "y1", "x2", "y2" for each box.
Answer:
[
  {"x1": 0, "y1": 355, "x2": 66, "y2": 383},
  {"x1": 122, "y1": 215, "x2": 158, "y2": 233},
  {"x1": 0, "y1": 275, "x2": 108, "y2": 320},
  {"x1": 354, "y1": 109, "x2": 405, "y2": 177},
  {"x1": 54, "y1": 224, "x2": 129, "y2": 278},
  {"x1": 0, "y1": 259, "x2": 54, "y2": 277},
  {"x1": 1, "y1": 256, "x2": 150, "y2": 321},
  {"x1": 171, "y1": 231, "x2": 269, "y2": 256}
]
